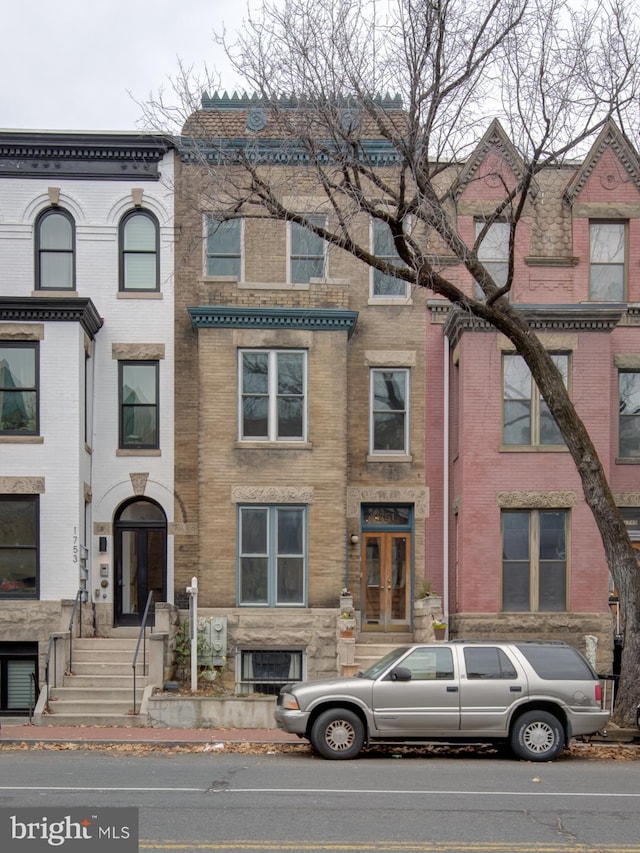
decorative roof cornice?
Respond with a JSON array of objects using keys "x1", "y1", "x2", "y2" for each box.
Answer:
[
  {"x1": 0, "y1": 297, "x2": 103, "y2": 338},
  {"x1": 443, "y1": 303, "x2": 626, "y2": 347},
  {"x1": 188, "y1": 305, "x2": 358, "y2": 337},
  {"x1": 0, "y1": 132, "x2": 173, "y2": 180},
  {"x1": 178, "y1": 135, "x2": 402, "y2": 167},
  {"x1": 563, "y1": 121, "x2": 640, "y2": 205},
  {"x1": 200, "y1": 91, "x2": 403, "y2": 110},
  {"x1": 450, "y1": 118, "x2": 539, "y2": 201}
]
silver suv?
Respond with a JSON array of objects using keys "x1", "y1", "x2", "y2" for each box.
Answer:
[{"x1": 274, "y1": 640, "x2": 609, "y2": 761}]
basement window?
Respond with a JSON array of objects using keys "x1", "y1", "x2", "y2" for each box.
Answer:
[{"x1": 237, "y1": 649, "x2": 303, "y2": 696}]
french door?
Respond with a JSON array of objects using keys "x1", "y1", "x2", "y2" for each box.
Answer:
[{"x1": 362, "y1": 531, "x2": 411, "y2": 631}]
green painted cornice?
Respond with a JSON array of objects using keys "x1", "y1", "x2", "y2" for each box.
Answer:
[{"x1": 188, "y1": 305, "x2": 358, "y2": 337}]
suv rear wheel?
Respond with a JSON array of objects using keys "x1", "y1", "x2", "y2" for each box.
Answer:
[
  {"x1": 310, "y1": 708, "x2": 365, "y2": 759},
  {"x1": 510, "y1": 710, "x2": 565, "y2": 761}
]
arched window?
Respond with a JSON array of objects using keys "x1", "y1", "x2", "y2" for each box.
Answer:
[
  {"x1": 35, "y1": 208, "x2": 75, "y2": 290},
  {"x1": 119, "y1": 210, "x2": 159, "y2": 291}
]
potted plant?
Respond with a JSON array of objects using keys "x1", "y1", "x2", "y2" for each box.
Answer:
[
  {"x1": 340, "y1": 587, "x2": 353, "y2": 611},
  {"x1": 432, "y1": 618, "x2": 447, "y2": 640}
]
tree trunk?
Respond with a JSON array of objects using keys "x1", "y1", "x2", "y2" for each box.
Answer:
[{"x1": 469, "y1": 298, "x2": 640, "y2": 727}]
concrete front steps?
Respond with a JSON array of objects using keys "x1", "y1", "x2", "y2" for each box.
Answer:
[{"x1": 39, "y1": 636, "x2": 151, "y2": 727}]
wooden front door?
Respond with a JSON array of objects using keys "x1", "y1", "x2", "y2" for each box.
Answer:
[{"x1": 362, "y1": 531, "x2": 411, "y2": 631}]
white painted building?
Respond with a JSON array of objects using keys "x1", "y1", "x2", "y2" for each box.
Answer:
[{"x1": 0, "y1": 132, "x2": 175, "y2": 714}]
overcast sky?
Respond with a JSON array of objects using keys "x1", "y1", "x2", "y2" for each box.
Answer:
[{"x1": 1, "y1": 0, "x2": 248, "y2": 131}]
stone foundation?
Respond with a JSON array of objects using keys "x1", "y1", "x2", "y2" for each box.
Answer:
[{"x1": 451, "y1": 612, "x2": 615, "y2": 674}]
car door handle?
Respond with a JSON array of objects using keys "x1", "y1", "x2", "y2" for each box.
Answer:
[
  {"x1": 510, "y1": 686, "x2": 522, "y2": 692},
  {"x1": 446, "y1": 686, "x2": 459, "y2": 693}
]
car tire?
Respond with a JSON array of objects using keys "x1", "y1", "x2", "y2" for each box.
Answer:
[
  {"x1": 510, "y1": 710, "x2": 565, "y2": 761},
  {"x1": 310, "y1": 708, "x2": 365, "y2": 759}
]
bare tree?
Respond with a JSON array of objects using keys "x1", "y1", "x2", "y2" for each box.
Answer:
[{"x1": 144, "y1": 0, "x2": 640, "y2": 725}]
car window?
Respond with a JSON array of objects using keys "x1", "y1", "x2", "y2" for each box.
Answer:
[
  {"x1": 393, "y1": 647, "x2": 455, "y2": 680},
  {"x1": 515, "y1": 643, "x2": 596, "y2": 679},
  {"x1": 464, "y1": 647, "x2": 518, "y2": 679},
  {"x1": 361, "y1": 646, "x2": 411, "y2": 679}
]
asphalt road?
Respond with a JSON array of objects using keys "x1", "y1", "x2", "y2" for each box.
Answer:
[{"x1": 1, "y1": 748, "x2": 639, "y2": 852}]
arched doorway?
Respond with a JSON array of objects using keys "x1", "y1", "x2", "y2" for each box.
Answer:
[{"x1": 114, "y1": 498, "x2": 166, "y2": 626}]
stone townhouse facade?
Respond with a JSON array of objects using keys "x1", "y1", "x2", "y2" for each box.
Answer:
[
  {"x1": 174, "y1": 94, "x2": 430, "y2": 692},
  {"x1": 424, "y1": 120, "x2": 640, "y2": 672},
  {"x1": 0, "y1": 132, "x2": 175, "y2": 714},
  {"x1": 174, "y1": 103, "x2": 636, "y2": 688}
]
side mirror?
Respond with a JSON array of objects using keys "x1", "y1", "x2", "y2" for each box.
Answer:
[{"x1": 390, "y1": 666, "x2": 412, "y2": 682}]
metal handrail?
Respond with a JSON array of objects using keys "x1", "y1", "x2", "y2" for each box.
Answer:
[
  {"x1": 29, "y1": 672, "x2": 37, "y2": 723},
  {"x1": 132, "y1": 591, "x2": 154, "y2": 715},
  {"x1": 67, "y1": 590, "x2": 84, "y2": 674},
  {"x1": 43, "y1": 633, "x2": 61, "y2": 714}
]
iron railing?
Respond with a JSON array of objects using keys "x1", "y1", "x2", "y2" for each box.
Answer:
[
  {"x1": 67, "y1": 589, "x2": 84, "y2": 675},
  {"x1": 132, "y1": 591, "x2": 154, "y2": 715}
]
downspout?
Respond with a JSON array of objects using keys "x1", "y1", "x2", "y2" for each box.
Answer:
[{"x1": 443, "y1": 333, "x2": 450, "y2": 638}]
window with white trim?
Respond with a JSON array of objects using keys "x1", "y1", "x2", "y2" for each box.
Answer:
[
  {"x1": 474, "y1": 220, "x2": 509, "y2": 299},
  {"x1": 502, "y1": 509, "x2": 568, "y2": 612},
  {"x1": 238, "y1": 649, "x2": 303, "y2": 695},
  {"x1": 205, "y1": 216, "x2": 242, "y2": 278},
  {"x1": 590, "y1": 221, "x2": 625, "y2": 301},
  {"x1": 239, "y1": 349, "x2": 307, "y2": 441},
  {"x1": 503, "y1": 353, "x2": 567, "y2": 447},
  {"x1": 370, "y1": 368, "x2": 409, "y2": 454},
  {"x1": 371, "y1": 219, "x2": 409, "y2": 298},
  {"x1": 289, "y1": 215, "x2": 326, "y2": 282},
  {"x1": 238, "y1": 505, "x2": 306, "y2": 606},
  {"x1": 619, "y1": 371, "x2": 640, "y2": 457}
]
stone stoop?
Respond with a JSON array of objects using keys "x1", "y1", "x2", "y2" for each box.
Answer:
[
  {"x1": 37, "y1": 636, "x2": 150, "y2": 727},
  {"x1": 340, "y1": 633, "x2": 414, "y2": 677}
]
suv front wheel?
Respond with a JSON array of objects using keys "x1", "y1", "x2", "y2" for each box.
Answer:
[
  {"x1": 310, "y1": 708, "x2": 365, "y2": 759},
  {"x1": 510, "y1": 710, "x2": 565, "y2": 761}
]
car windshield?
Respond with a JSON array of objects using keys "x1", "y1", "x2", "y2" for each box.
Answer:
[{"x1": 359, "y1": 646, "x2": 410, "y2": 679}]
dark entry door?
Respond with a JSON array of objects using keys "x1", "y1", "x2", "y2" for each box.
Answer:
[{"x1": 115, "y1": 499, "x2": 166, "y2": 626}]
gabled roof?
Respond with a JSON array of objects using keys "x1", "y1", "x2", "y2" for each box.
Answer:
[
  {"x1": 563, "y1": 120, "x2": 640, "y2": 205},
  {"x1": 450, "y1": 118, "x2": 539, "y2": 201}
]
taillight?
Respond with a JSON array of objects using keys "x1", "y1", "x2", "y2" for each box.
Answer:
[{"x1": 595, "y1": 683, "x2": 603, "y2": 705}]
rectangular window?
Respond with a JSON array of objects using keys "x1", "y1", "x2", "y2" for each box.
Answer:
[
  {"x1": 371, "y1": 219, "x2": 409, "y2": 298},
  {"x1": 619, "y1": 371, "x2": 640, "y2": 457},
  {"x1": 502, "y1": 509, "x2": 568, "y2": 612},
  {"x1": 0, "y1": 343, "x2": 38, "y2": 435},
  {"x1": 0, "y1": 496, "x2": 38, "y2": 599},
  {"x1": 289, "y1": 215, "x2": 326, "y2": 283},
  {"x1": 0, "y1": 643, "x2": 38, "y2": 713},
  {"x1": 474, "y1": 221, "x2": 509, "y2": 298},
  {"x1": 238, "y1": 649, "x2": 303, "y2": 695},
  {"x1": 240, "y1": 350, "x2": 306, "y2": 441},
  {"x1": 238, "y1": 505, "x2": 306, "y2": 606},
  {"x1": 590, "y1": 221, "x2": 625, "y2": 301},
  {"x1": 119, "y1": 361, "x2": 159, "y2": 449},
  {"x1": 205, "y1": 216, "x2": 242, "y2": 278},
  {"x1": 503, "y1": 353, "x2": 567, "y2": 446},
  {"x1": 370, "y1": 368, "x2": 409, "y2": 454}
]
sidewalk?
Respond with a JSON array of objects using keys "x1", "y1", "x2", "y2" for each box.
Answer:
[
  {"x1": 1, "y1": 718, "x2": 637, "y2": 747},
  {"x1": 0, "y1": 718, "x2": 301, "y2": 747}
]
